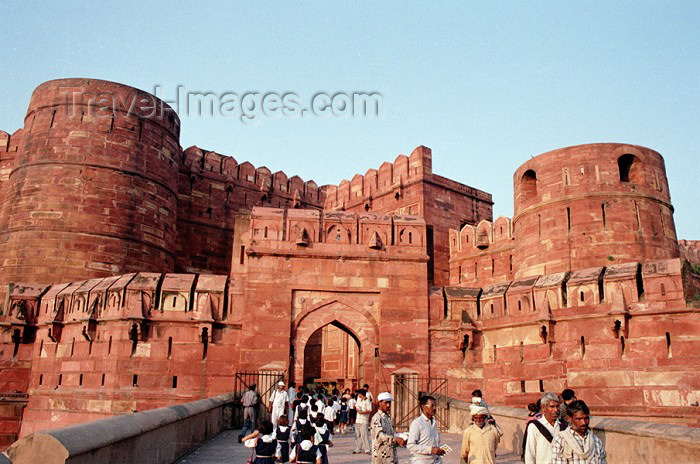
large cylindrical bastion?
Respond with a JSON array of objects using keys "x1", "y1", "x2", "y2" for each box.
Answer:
[
  {"x1": 0, "y1": 78, "x2": 181, "y2": 286},
  {"x1": 512, "y1": 143, "x2": 679, "y2": 278}
]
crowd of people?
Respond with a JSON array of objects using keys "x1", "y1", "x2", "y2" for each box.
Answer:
[
  {"x1": 460, "y1": 388, "x2": 606, "y2": 464},
  {"x1": 237, "y1": 383, "x2": 606, "y2": 464}
]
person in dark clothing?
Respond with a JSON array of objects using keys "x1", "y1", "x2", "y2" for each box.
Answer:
[{"x1": 242, "y1": 420, "x2": 278, "y2": 464}]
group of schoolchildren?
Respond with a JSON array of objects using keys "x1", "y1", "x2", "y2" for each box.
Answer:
[{"x1": 243, "y1": 386, "x2": 360, "y2": 464}]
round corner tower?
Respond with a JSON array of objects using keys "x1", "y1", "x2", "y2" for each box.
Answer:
[
  {"x1": 512, "y1": 143, "x2": 679, "y2": 278},
  {"x1": 0, "y1": 78, "x2": 181, "y2": 286}
]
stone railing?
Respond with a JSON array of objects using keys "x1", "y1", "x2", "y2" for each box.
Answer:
[
  {"x1": 3, "y1": 393, "x2": 234, "y2": 464},
  {"x1": 435, "y1": 395, "x2": 700, "y2": 464}
]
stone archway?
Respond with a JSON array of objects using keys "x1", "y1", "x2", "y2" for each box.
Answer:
[{"x1": 291, "y1": 299, "x2": 380, "y2": 389}]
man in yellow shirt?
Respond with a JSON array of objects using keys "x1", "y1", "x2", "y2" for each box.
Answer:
[{"x1": 460, "y1": 405, "x2": 500, "y2": 464}]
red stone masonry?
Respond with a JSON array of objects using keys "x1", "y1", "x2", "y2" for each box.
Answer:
[
  {"x1": 174, "y1": 146, "x2": 326, "y2": 275},
  {"x1": 512, "y1": 143, "x2": 679, "y2": 278},
  {"x1": 1, "y1": 80, "x2": 699, "y2": 448},
  {"x1": 324, "y1": 146, "x2": 493, "y2": 285},
  {"x1": 0, "y1": 79, "x2": 181, "y2": 290}
]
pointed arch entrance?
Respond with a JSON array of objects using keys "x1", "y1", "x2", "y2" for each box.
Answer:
[
  {"x1": 291, "y1": 299, "x2": 380, "y2": 389},
  {"x1": 303, "y1": 321, "x2": 361, "y2": 387}
]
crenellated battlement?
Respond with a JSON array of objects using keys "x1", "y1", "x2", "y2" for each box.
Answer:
[
  {"x1": 323, "y1": 145, "x2": 433, "y2": 210},
  {"x1": 449, "y1": 217, "x2": 514, "y2": 254},
  {"x1": 181, "y1": 146, "x2": 328, "y2": 205}
]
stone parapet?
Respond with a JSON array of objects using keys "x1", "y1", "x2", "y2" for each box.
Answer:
[
  {"x1": 435, "y1": 395, "x2": 700, "y2": 464},
  {"x1": 5, "y1": 393, "x2": 234, "y2": 464}
]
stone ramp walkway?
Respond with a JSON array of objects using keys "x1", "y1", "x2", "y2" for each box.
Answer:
[{"x1": 176, "y1": 429, "x2": 521, "y2": 464}]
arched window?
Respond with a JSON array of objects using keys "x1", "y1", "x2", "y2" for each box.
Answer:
[
  {"x1": 618, "y1": 154, "x2": 642, "y2": 183},
  {"x1": 521, "y1": 170, "x2": 537, "y2": 199}
]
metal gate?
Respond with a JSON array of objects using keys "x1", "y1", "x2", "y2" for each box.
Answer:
[
  {"x1": 392, "y1": 376, "x2": 448, "y2": 432},
  {"x1": 232, "y1": 371, "x2": 285, "y2": 428}
]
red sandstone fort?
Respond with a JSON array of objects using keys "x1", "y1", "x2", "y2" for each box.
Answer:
[{"x1": 0, "y1": 78, "x2": 699, "y2": 448}]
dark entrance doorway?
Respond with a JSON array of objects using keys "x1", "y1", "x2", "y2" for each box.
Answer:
[{"x1": 302, "y1": 321, "x2": 361, "y2": 390}]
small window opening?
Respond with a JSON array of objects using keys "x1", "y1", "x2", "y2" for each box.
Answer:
[
  {"x1": 666, "y1": 332, "x2": 672, "y2": 358},
  {"x1": 130, "y1": 324, "x2": 138, "y2": 357},
  {"x1": 567, "y1": 207, "x2": 571, "y2": 231},
  {"x1": 172, "y1": 296, "x2": 177, "y2": 308},
  {"x1": 620, "y1": 336, "x2": 626, "y2": 357},
  {"x1": 101, "y1": 373, "x2": 105, "y2": 386},
  {"x1": 108, "y1": 336, "x2": 112, "y2": 356},
  {"x1": 201, "y1": 328, "x2": 209, "y2": 360},
  {"x1": 509, "y1": 255, "x2": 513, "y2": 272},
  {"x1": 239, "y1": 245, "x2": 245, "y2": 265},
  {"x1": 518, "y1": 300, "x2": 522, "y2": 311},
  {"x1": 490, "y1": 303, "x2": 494, "y2": 314},
  {"x1": 132, "y1": 374, "x2": 138, "y2": 387},
  {"x1": 474, "y1": 262, "x2": 478, "y2": 279},
  {"x1": 71, "y1": 338, "x2": 75, "y2": 357},
  {"x1": 520, "y1": 342, "x2": 524, "y2": 363},
  {"x1": 602, "y1": 203, "x2": 607, "y2": 229},
  {"x1": 39, "y1": 374, "x2": 43, "y2": 386},
  {"x1": 491, "y1": 259, "x2": 495, "y2": 276},
  {"x1": 660, "y1": 283, "x2": 666, "y2": 296},
  {"x1": 408, "y1": 232, "x2": 413, "y2": 244},
  {"x1": 580, "y1": 336, "x2": 586, "y2": 359},
  {"x1": 580, "y1": 291, "x2": 585, "y2": 302},
  {"x1": 493, "y1": 345, "x2": 497, "y2": 363},
  {"x1": 264, "y1": 226, "x2": 268, "y2": 238},
  {"x1": 539, "y1": 379, "x2": 544, "y2": 392},
  {"x1": 168, "y1": 337, "x2": 173, "y2": 359},
  {"x1": 79, "y1": 374, "x2": 83, "y2": 386},
  {"x1": 520, "y1": 380, "x2": 526, "y2": 393},
  {"x1": 58, "y1": 374, "x2": 62, "y2": 386},
  {"x1": 172, "y1": 376, "x2": 178, "y2": 389}
]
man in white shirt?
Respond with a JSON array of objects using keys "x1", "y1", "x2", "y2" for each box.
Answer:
[
  {"x1": 287, "y1": 381, "x2": 297, "y2": 421},
  {"x1": 353, "y1": 389, "x2": 372, "y2": 454},
  {"x1": 268, "y1": 381, "x2": 289, "y2": 428},
  {"x1": 524, "y1": 392, "x2": 564, "y2": 464},
  {"x1": 407, "y1": 395, "x2": 446, "y2": 463}
]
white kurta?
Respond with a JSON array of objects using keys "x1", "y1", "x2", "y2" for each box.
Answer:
[{"x1": 524, "y1": 416, "x2": 562, "y2": 464}]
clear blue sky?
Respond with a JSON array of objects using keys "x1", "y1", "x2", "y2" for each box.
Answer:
[{"x1": 1, "y1": 1, "x2": 698, "y2": 238}]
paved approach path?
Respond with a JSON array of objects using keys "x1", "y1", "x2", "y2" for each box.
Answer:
[{"x1": 176, "y1": 429, "x2": 520, "y2": 464}]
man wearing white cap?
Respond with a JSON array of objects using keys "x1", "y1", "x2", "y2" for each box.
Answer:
[
  {"x1": 371, "y1": 392, "x2": 406, "y2": 464},
  {"x1": 268, "y1": 380, "x2": 289, "y2": 428},
  {"x1": 460, "y1": 404, "x2": 500, "y2": 464}
]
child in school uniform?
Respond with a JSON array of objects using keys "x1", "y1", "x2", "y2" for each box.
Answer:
[
  {"x1": 338, "y1": 397, "x2": 348, "y2": 434},
  {"x1": 242, "y1": 420, "x2": 278, "y2": 464},
  {"x1": 291, "y1": 408, "x2": 311, "y2": 447},
  {"x1": 313, "y1": 414, "x2": 333, "y2": 464},
  {"x1": 289, "y1": 426, "x2": 321, "y2": 464},
  {"x1": 323, "y1": 398, "x2": 336, "y2": 433},
  {"x1": 275, "y1": 415, "x2": 291, "y2": 463}
]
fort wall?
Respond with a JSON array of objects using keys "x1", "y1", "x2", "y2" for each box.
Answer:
[
  {"x1": 513, "y1": 143, "x2": 679, "y2": 278},
  {"x1": 0, "y1": 79, "x2": 698, "y2": 448},
  {"x1": 0, "y1": 79, "x2": 181, "y2": 290},
  {"x1": 174, "y1": 146, "x2": 325, "y2": 275},
  {"x1": 325, "y1": 146, "x2": 493, "y2": 285}
]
